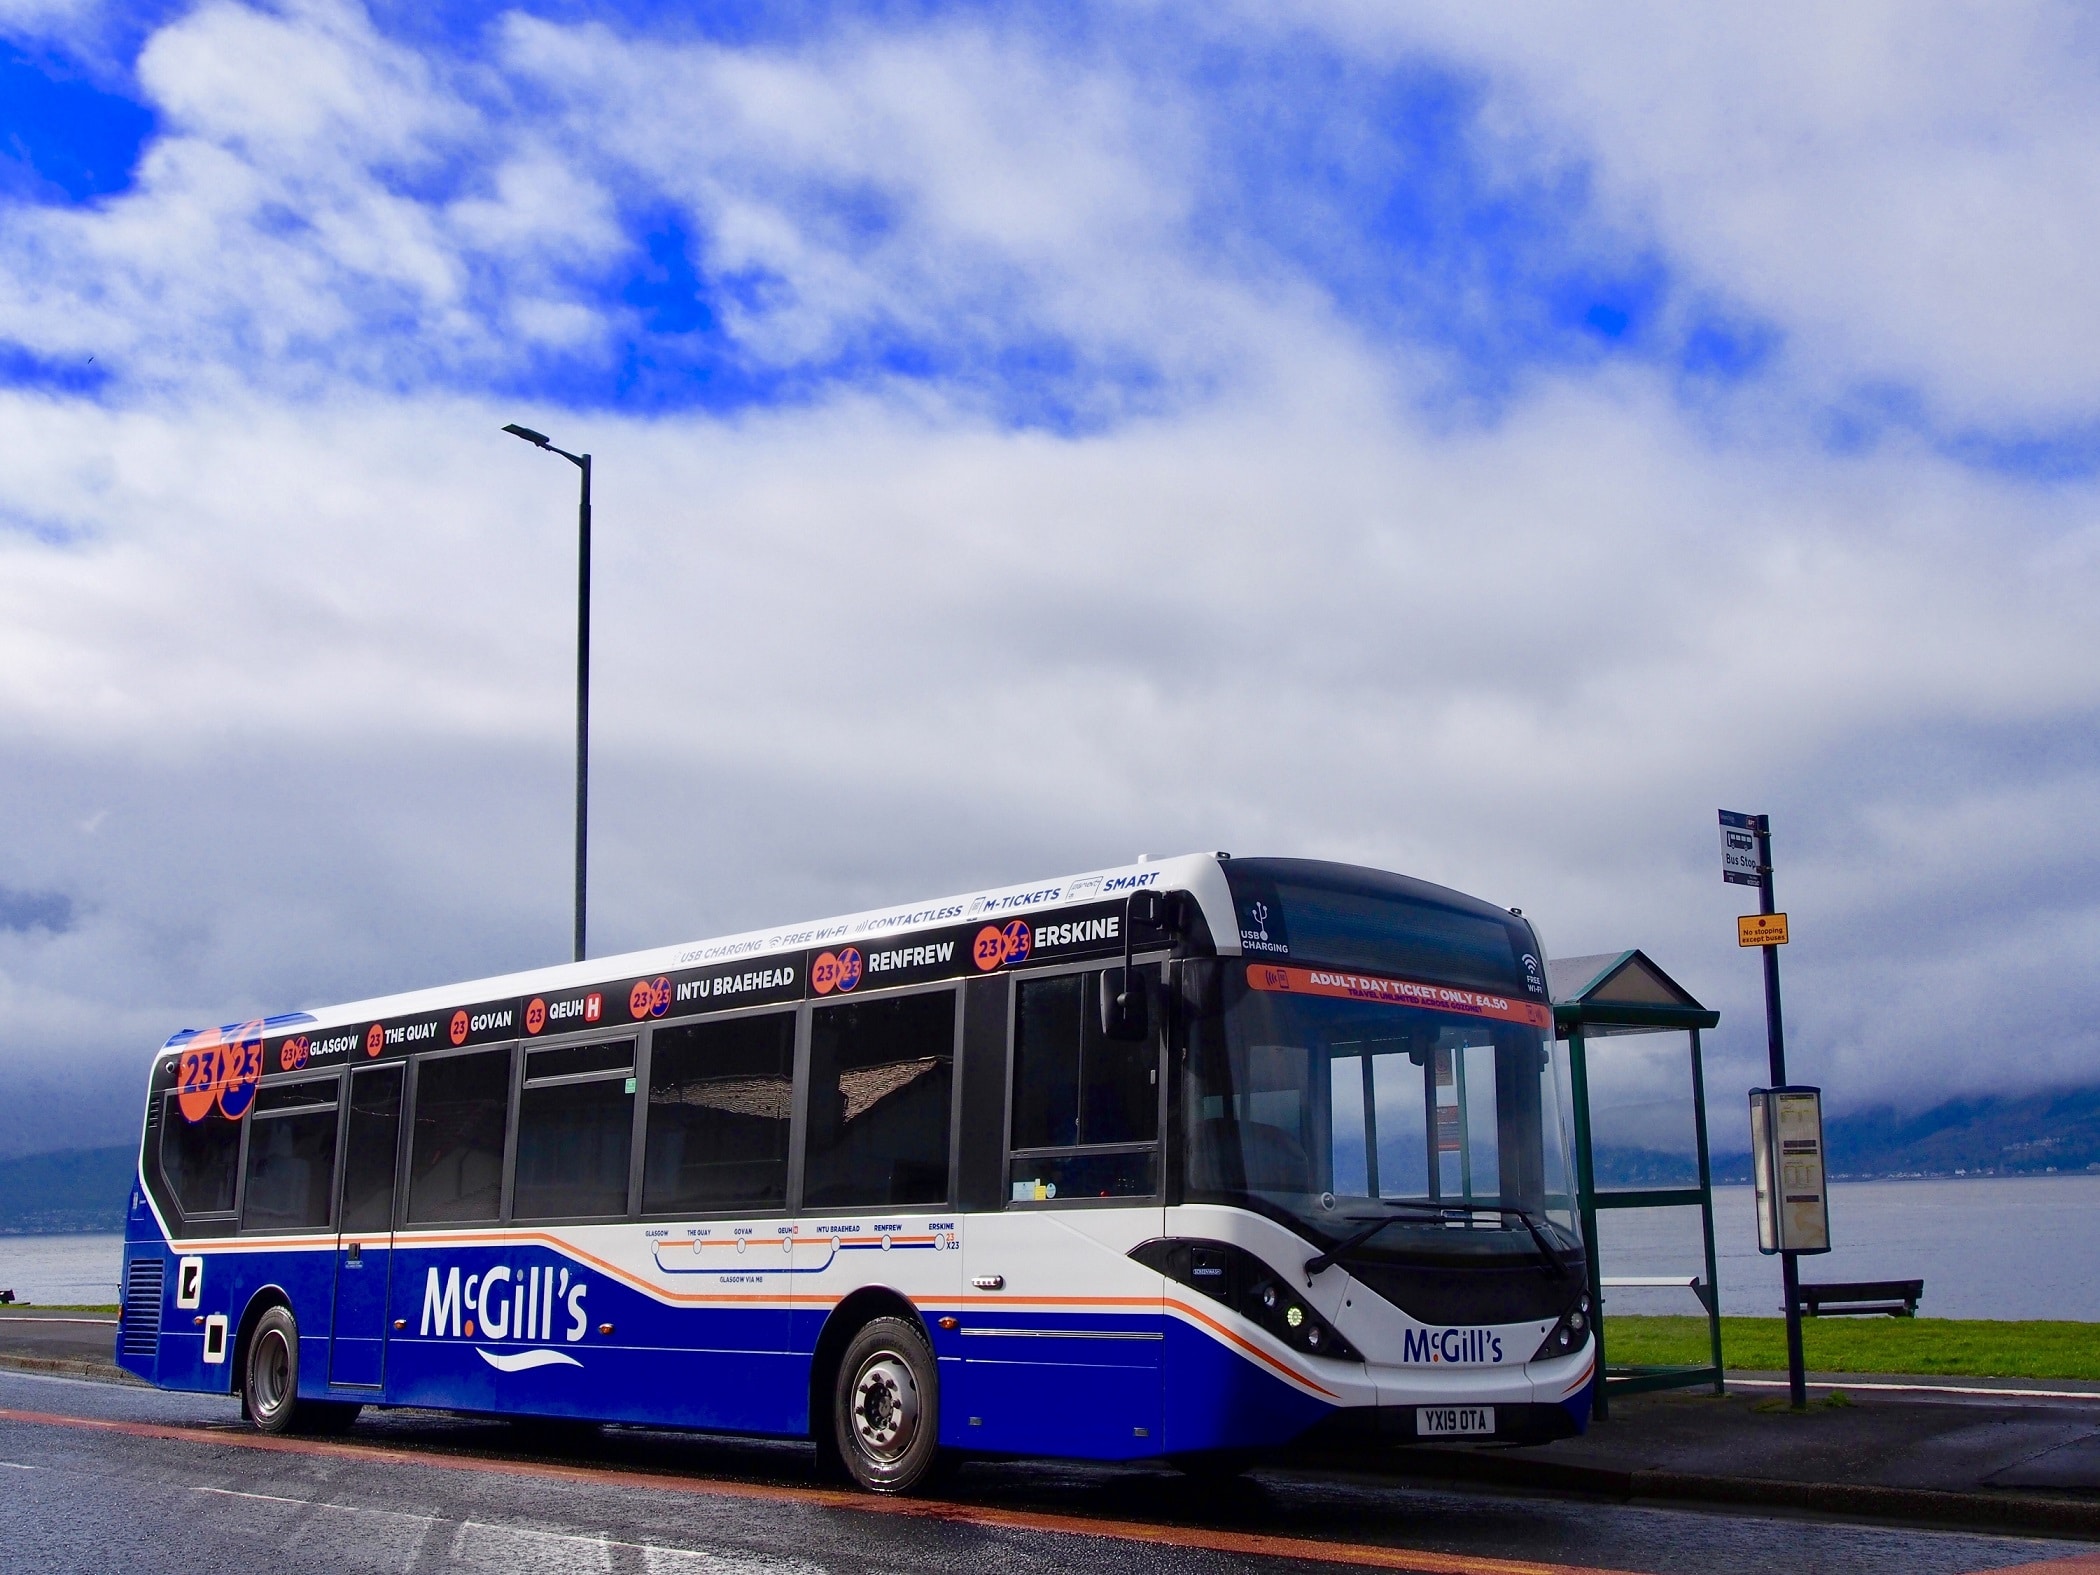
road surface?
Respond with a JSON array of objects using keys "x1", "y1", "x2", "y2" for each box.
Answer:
[{"x1": 0, "y1": 1368, "x2": 2090, "y2": 1575}]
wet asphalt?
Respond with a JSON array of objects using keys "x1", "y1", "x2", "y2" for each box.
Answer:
[{"x1": 0, "y1": 1367, "x2": 2090, "y2": 1575}]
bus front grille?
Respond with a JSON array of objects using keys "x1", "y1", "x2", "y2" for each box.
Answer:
[{"x1": 121, "y1": 1258, "x2": 163, "y2": 1358}]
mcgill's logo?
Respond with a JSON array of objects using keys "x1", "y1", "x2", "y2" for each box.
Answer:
[
  {"x1": 422, "y1": 1262, "x2": 589, "y2": 1343},
  {"x1": 1401, "y1": 1326, "x2": 1505, "y2": 1365}
]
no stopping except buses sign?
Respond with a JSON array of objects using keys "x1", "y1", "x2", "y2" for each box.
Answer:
[{"x1": 1738, "y1": 912, "x2": 1789, "y2": 947}]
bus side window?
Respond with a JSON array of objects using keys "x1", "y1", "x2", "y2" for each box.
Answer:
[
  {"x1": 803, "y1": 990, "x2": 955, "y2": 1210},
  {"x1": 1007, "y1": 971, "x2": 1159, "y2": 1203},
  {"x1": 241, "y1": 1075, "x2": 340, "y2": 1233},
  {"x1": 160, "y1": 1092, "x2": 241, "y2": 1222},
  {"x1": 514, "y1": 1039, "x2": 636, "y2": 1220},
  {"x1": 406, "y1": 1047, "x2": 511, "y2": 1224},
  {"x1": 643, "y1": 1012, "x2": 794, "y2": 1214}
]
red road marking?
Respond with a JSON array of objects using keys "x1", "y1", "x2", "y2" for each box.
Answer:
[
  {"x1": 1960, "y1": 1561, "x2": 2100, "y2": 1575},
  {"x1": 0, "y1": 1405, "x2": 1641, "y2": 1575}
]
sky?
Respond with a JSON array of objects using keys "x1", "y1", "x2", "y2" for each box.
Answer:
[{"x1": 0, "y1": 0, "x2": 2096, "y2": 1160}]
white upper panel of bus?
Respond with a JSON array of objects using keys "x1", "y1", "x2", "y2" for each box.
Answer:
[{"x1": 161, "y1": 852, "x2": 1239, "y2": 1051}]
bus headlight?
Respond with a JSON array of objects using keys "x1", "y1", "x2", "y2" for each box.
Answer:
[
  {"x1": 1530, "y1": 1293, "x2": 1592, "y2": 1361},
  {"x1": 1132, "y1": 1237, "x2": 1363, "y2": 1362}
]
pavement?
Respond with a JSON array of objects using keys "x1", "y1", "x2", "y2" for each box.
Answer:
[
  {"x1": 4, "y1": 1309, "x2": 2098, "y2": 1539},
  {"x1": 0, "y1": 1307, "x2": 136, "y2": 1384},
  {"x1": 1362, "y1": 1373, "x2": 2100, "y2": 1538}
]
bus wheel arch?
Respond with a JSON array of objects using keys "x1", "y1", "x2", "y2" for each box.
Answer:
[
  {"x1": 831, "y1": 1314, "x2": 944, "y2": 1493},
  {"x1": 233, "y1": 1290, "x2": 359, "y2": 1436},
  {"x1": 230, "y1": 1286, "x2": 293, "y2": 1408},
  {"x1": 808, "y1": 1288, "x2": 936, "y2": 1482}
]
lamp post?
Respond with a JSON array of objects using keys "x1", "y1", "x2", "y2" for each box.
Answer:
[{"x1": 503, "y1": 423, "x2": 592, "y2": 963}]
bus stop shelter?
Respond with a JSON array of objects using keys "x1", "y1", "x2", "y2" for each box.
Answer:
[{"x1": 1548, "y1": 950, "x2": 1723, "y2": 1419}]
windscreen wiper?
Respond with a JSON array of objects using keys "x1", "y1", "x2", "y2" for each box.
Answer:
[
  {"x1": 1302, "y1": 1202, "x2": 1464, "y2": 1279},
  {"x1": 1303, "y1": 1202, "x2": 1574, "y2": 1282},
  {"x1": 1505, "y1": 1206, "x2": 1577, "y2": 1279}
]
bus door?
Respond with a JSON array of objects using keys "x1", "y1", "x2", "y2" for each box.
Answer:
[
  {"x1": 330, "y1": 1062, "x2": 403, "y2": 1387},
  {"x1": 961, "y1": 967, "x2": 1165, "y2": 1459}
]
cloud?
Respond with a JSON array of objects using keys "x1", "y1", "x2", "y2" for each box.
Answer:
[
  {"x1": 0, "y1": 1, "x2": 2094, "y2": 1157},
  {"x1": 0, "y1": 885, "x2": 73, "y2": 933},
  {"x1": 1297, "y1": 0, "x2": 2100, "y2": 451}
]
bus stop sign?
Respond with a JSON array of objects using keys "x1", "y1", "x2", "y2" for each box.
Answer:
[{"x1": 1719, "y1": 811, "x2": 1761, "y2": 885}]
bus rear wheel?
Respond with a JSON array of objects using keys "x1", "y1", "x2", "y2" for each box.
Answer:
[
  {"x1": 242, "y1": 1305, "x2": 358, "y2": 1435},
  {"x1": 243, "y1": 1305, "x2": 303, "y2": 1434},
  {"x1": 833, "y1": 1317, "x2": 942, "y2": 1494}
]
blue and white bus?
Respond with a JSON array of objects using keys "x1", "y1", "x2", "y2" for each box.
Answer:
[{"x1": 119, "y1": 854, "x2": 1594, "y2": 1491}]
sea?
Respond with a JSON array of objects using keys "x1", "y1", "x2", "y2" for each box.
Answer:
[
  {"x1": 1, "y1": 1173, "x2": 2094, "y2": 1320},
  {"x1": 1599, "y1": 1173, "x2": 2100, "y2": 1322}
]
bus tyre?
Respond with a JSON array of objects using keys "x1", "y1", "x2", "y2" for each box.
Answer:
[
  {"x1": 242, "y1": 1305, "x2": 304, "y2": 1435},
  {"x1": 834, "y1": 1317, "x2": 942, "y2": 1494}
]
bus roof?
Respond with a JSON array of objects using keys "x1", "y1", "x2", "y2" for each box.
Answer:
[{"x1": 158, "y1": 851, "x2": 1240, "y2": 1055}]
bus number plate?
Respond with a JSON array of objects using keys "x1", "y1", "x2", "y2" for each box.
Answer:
[{"x1": 1416, "y1": 1406, "x2": 1495, "y2": 1437}]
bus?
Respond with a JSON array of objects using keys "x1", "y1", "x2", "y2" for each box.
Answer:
[{"x1": 118, "y1": 854, "x2": 1594, "y2": 1492}]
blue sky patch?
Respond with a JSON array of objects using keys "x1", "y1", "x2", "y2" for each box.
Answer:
[{"x1": 0, "y1": 42, "x2": 153, "y2": 203}]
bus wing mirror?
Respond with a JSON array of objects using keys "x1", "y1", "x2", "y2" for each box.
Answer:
[
  {"x1": 1099, "y1": 967, "x2": 1149, "y2": 1041},
  {"x1": 1099, "y1": 887, "x2": 1174, "y2": 1040}
]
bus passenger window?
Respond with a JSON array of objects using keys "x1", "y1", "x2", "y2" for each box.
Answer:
[
  {"x1": 804, "y1": 991, "x2": 955, "y2": 1210},
  {"x1": 160, "y1": 1094, "x2": 240, "y2": 1218},
  {"x1": 514, "y1": 1039, "x2": 635, "y2": 1220},
  {"x1": 643, "y1": 1013, "x2": 794, "y2": 1214},
  {"x1": 1007, "y1": 971, "x2": 1159, "y2": 1203},
  {"x1": 242, "y1": 1076, "x2": 340, "y2": 1232},
  {"x1": 407, "y1": 1048, "x2": 511, "y2": 1224}
]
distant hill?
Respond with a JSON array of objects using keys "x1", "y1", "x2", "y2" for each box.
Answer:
[
  {"x1": 1598, "y1": 1085, "x2": 2100, "y2": 1187},
  {"x1": 3, "y1": 1087, "x2": 2097, "y2": 1232},
  {"x1": 1814, "y1": 1085, "x2": 2100, "y2": 1180},
  {"x1": 0, "y1": 1145, "x2": 133, "y2": 1233}
]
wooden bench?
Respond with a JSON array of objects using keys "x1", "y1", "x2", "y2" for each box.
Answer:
[{"x1": 1796, "y1": 1279, "x2": 1923, "y2": 1318}]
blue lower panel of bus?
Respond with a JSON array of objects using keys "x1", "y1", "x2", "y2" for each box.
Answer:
[
  {"x1": 1160, "y1": 1317, "x2": 1335, "y2": 1455},
  {"x1": 383, "y1": 1337, "x2": 808, "y2": 1433},
  {"x1": 940, "y1": 1314, "x2": 1333, "y2": 1459},
  {"x1": 387, "y1": 1245, "x2": 806, "y2": 1436},
  {"x1": 122, "y1": 1235, "x2": 1342, "y2": 1458},
  {"x1": 945, "y1": 1320, "x2": 1163, "y2": 1459}
]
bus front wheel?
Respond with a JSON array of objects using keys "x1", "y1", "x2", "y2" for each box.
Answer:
[{"x1": 833, "y1": 1317, "x2": 942, "y2": 1494}]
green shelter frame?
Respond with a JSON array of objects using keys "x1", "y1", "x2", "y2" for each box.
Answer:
[{"x1": 1549, "y1": 950, "x2": 1724, "y2": 1420}]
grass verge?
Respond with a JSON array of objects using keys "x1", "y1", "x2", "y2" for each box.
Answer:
[{"x1": 1607, "y1": 1315, "x2": 2100, "y2": 1380}]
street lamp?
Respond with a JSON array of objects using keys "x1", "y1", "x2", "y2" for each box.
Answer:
[{"x1": 503, "y1": 422, "x2": 592, "y2": 963}]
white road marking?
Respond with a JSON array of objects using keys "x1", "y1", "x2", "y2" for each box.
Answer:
[
  {"x1": 643, "y1": 1550, "x2": 829, "y2": 1574},
  {"x1": 186, "y1": 1483, "x2": 826, "y2": 1574},
  {"x1": 0, "y1": 1460, "x2": 40, "y2": 1470},
  {"x1": 190, "y1": 1485, "x2": 432, "y2": 1523}
]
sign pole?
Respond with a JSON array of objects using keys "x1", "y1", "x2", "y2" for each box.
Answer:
[
  {"x1": 1724, "y1": 809, "x2": 1810, "y2": 1410},
  {"x1": 1752, "y1": 816, "x2": 1809, "y2": 1409}
]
